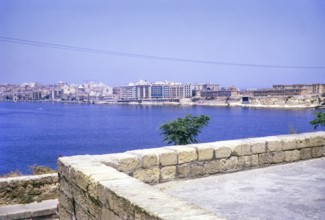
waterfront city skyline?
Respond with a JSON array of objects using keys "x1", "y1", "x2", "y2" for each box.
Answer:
[{"x1": 1, "y1": 0, "x2": 325, "y2": 88}]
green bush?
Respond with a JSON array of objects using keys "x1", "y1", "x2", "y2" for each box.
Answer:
[
  {"x1": 160, "y1": 114, "x2": 210, "y2": 145},
  {"x1": 310, "y1": 112, "x2": 325, "y2": 129}
]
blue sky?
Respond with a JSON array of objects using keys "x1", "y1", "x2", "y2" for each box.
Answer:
[{"x1": 0, "y1": 0, "x2": 324, "y2": 88}]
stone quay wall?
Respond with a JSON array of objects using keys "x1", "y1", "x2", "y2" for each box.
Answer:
[
  {"x1": 58, "y1": 131, "x2": 325, "y2": 219},
  {"x1": 0, "y1": 174, "x2": 58, "y2": 206}
]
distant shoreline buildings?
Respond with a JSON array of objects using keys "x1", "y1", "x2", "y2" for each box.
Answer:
[{"x1": 0, "y1": 80, "x2": 324, "y2": 104}]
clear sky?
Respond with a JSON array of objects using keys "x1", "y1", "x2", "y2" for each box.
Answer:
[{"x1": 0, "y1": 0, "x2": 324, "y2": 88}]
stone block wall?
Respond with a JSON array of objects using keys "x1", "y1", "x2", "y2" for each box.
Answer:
[
  {"x1": 58, "y1": 158, "x2": 221, "y2": 219},
  {"x1": 0, "y1": 174, "x2": 58, "y2": 205},
  {"x1": 58, "y1": 132, "x2": 325, "y2": 219},
  {"x1": 112, "y1": 132, "x2": 325, "y2": 184}
]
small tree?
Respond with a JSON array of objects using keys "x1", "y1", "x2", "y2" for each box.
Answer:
[
  {"x1": 160, "y1": 114, "x2": 210, "y2": 145},
  {"x1": 310, "y1": 111, "x2": 325, "y2": 129}
]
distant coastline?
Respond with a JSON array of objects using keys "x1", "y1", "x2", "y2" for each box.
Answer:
[{"x1": 2, "y1": 94, "x2": 324, "y2": 109}]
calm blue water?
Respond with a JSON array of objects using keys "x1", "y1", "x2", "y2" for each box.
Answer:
[{"x1": 0, "y1": 102, "x2": 323, "y2": 174}]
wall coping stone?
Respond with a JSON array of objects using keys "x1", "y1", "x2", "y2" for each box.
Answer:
[
  {"x1": 0, "y1": 199, "x2": 58, "y2": 220},
  {"x1": 0, "y1": 173, "x2": 57, "y2": 183}
]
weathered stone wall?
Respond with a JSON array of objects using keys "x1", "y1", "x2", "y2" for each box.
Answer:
[
  {"x1": 0, "y1": 173, "x2": 58, "y2": 205},
  {"x1": 58, "y1": 158, "x2": 221, "y2": 219},
  {"x1": 109, "y1": 132, "x2": 325, "y2": 184},
  {"x1": 249, "y1": 95, "x2": 323, "y2": 107},
  {"x1": 58, "y1": 132, "x2": 325, "y2": 219},
  {"x1": 195, "y1": 95, "x2": 324, "y2": 108}
]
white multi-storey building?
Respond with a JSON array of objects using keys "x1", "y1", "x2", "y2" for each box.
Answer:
[{"x1": 116, "y1": 80, "x2": 193, "y2": 101}]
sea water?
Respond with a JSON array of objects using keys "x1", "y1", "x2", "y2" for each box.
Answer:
[{"x1": 0, "y1": 102, "x2": 323, "y2": 174}]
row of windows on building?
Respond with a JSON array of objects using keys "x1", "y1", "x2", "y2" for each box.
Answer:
[{"x1": 113, "y1": 84, "x2": 193, "y2": 100}]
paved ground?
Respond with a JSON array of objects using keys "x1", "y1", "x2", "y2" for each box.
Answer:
[
  {"x1": 157, "y1": 158, "x2": 325, "y2": 220},
  {"x1": 0, "y1": 199, "x2": 58, "y2": 220}
]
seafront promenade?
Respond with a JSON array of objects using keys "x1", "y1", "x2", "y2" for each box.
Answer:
[{"x1": 2, "y1": 93, "x2": 325, "y2": 109}]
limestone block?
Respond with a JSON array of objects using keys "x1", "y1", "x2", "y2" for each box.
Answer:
[
  {"x1": 100, "y1": 208, "x2": 113, "y2": 220},
  {"x1": 59, "y1": 155, "x2": 99, "y2": 179},
  {"x1": 209, "y1": 141, "x2": 236, "y2": 159},
  {"x1": 296, "y1": 134, "x2": 311, "y2": 149},
  {"x1": 59, "y1": 191, "x2": 74, "y2": 213},
  {"x1": 285, "y1": 150, "x2": 301, "y2": 162},
  {"x1": 40, "y1": 184, "x2": 58, "y2": 201},
  {"x1": 281, "y1": 136, "x2": 297, "y2": 151},
  {"x1": 258, "y1": 153, "x2": 272, "y2": 165},
  {"x1": 251, "y1": 154, "x2": 259, "y2": 167},
  {"x1": 271, "y1": 151, "x2": 285, "y2": 164},
  {"x1": 249, "y1": 138, "x2": 266, "y2": 154},
  {"x1": 73, "y1": 185, "x2": 101, "y2": 219},
  {"x1": 58, "y1": 157, "x2": 84, "y2": 178},
  {"x1": 76, "y1": 204, "x2": 96, "y2": 220},
  {"x1": 110, "y1": 153, "x2": 141, "y2": 174},
  {"x1": 127, "y1": 149, "x2": 159, "y2": 168},
  {"x1": 267, "y1": 137, "x2": 283, "y2": 152},
  {"x1": 59, "y1": 206, "x2": 73, "y2": 220},
  {"x1": 59, "y1": 177, "x2": 73, "y2": 199},
  {"x1": 220, "y1": 156, "x2": 238, "y2": 172},
  {"x1": 156, "y1": 149, "x2": 178, "y2": 166},
  {"x1": 31, "y1": 203, "x2": 58, "y2": 218},
  {"x1": 165, "y1": 146, "x2": 197, "y2": 164},
  {"x1": 231, "y1": 142, "x2": 251, "y2": 156},
  {"x1": 57, "y1": 160, "x2": 67, "y2": 177},
  {"x1": 238, "y1": 156, "x2": 251, "y2": 168},
  {"x1": 101, "y1": 208, "x2": 123, "y2": 220},
  {"x1": 309, "y1": 133, "x2": 325, "y2": 147},
  {"x1": 98, "y1": 179, "x2": 138, "y2": 219},
  {"x1": 191, "y1": 162, "x2": 206, "y2": 177},
  {"x1": 215, "y1": 147, "x2": 232, "y2": 159},
  {"x1": 134, "y1": 207, "x2": 158, "y2": 220},
  {"x1": 193, "y1": 144, "x2": 214, "y2": 161},
  {"x1": 0, "y1": 207, "x2": 32, "y2": 219},
  {"x1": 177, "y1": 164, "x2": 191, "y2": 178},
  {"x1": 300, "y1": 148, "x2": 311, "y2": 160},
  {"x1": 108, "y1": 193, "x2": 134, "y2": 220},
  {"x1": 160, "y1": 166, "x2": 176, "y2": 182},
  {"x1": 69, "y1": 163, "x2": 109, "y2": 191},
  {"x1": 88, "y1": 167, "x2": 130, "y2": 200},
  {"x1": 133, "y1": 167, "x2": 160, "y2": 184},
  {"x1": 311, "y1": 146, "x2": 324, "y2": 158},
  {"x1": 205, "y1": 160, "x2": 221, "y2": 174},
  {"x1": 296, "y1": 131, "x2": 325, "y2": 149}
]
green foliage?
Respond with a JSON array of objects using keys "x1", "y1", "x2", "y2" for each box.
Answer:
[
  {"x1": 310, "y1": 111, "x2": 325, "y2": 129},
  {"x1": 160, "y1": 114, "x2": 210, "y2": 145}
]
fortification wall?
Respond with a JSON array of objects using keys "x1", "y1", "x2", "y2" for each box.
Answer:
[
  {"x1": 249, "y1": 95, "x2": 323, "y2": 107},
  {"x1": 58, "y1": 131, "x2": 325, "y2": 219},
  {"x1": 0, "y1": 173, "x2": 58, "y2": 206},
  {"x1": 194, "y1": 95, "x2": 324, "y2": 108}
]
